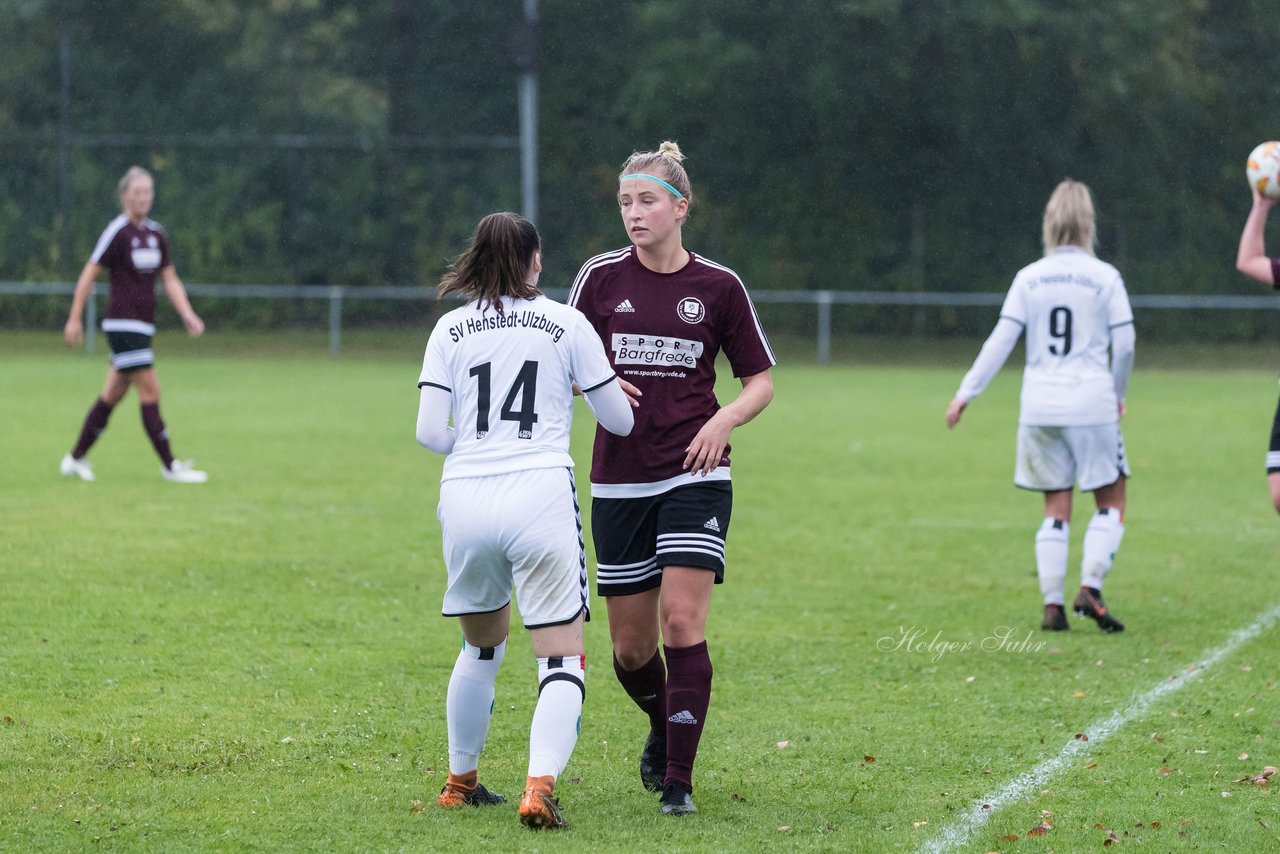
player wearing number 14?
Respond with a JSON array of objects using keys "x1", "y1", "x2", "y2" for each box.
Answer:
[
  {"x1": 416, "y1": 212, "x2": 634, "y2": 830},
  {"x1": 946, "y1": 180, "x2": 1135, "y2": 633}
]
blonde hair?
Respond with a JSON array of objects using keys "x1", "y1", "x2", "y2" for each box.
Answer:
[
  {"x1": 1042, "y1": 179, "x2": 1096, "y2": 255},
  {"x1": 437, "y1": 212, "x2": 541, "y2": 316},
  {"x1": 117, "y1": 166, "x2": 152, "y2": 198},
  {"x1": 619, "y1": 140, "x2": 695, "y2": 213}
]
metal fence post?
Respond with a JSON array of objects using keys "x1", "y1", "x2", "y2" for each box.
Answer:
[
  {"x1": 816, "y1": 290, "x2": 833, "y2": 365},
  {"x1": 85, "y1": 283, "x2": 97, "y2": 355},
  {"x1": 328, "y1": 285, "x2": 344, "y2": 356}
]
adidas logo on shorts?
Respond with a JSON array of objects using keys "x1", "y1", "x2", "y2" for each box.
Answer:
[
  {"x1": 668, "y1": 710, "x2": 698, "y2": 725},
  {"x1": 614, "y1": 299, "x2": 636, "y2": 313},
  {"x1": 703, "y1": 516, "x2": 721, "y2": 532}
]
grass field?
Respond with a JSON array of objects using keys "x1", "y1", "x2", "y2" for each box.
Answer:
[{"x1": 1, "y1": 329, "x2": 1278, "y2": 852}]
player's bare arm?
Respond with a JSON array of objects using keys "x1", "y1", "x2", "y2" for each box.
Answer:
[
  {"x1": 1236, "y1": 188, "x2": 1277, "y2": 285},
  {"x1": 945, "y1": 398, "x2": 968, "y2": 429},
  {"x1": 683, "y1": 369, "x2": 773, "y2": 476},
  {"x1": 160, "y1": 266, "x2": 204, "y2": 336},
  {"x1": 64, "y1": 260, "x2": 104, "y2": 346}
]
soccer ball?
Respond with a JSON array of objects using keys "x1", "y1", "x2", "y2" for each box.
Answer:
[{"x1": 1246, "y1": 141, "x2": 1280, "y2": 198}]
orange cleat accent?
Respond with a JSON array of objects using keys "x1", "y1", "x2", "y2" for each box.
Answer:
[
  {"x1": 438, "y1": 770, "x2": 506, "y2": 808},
  {"x1": 1073, "y1": 587, "x2": 1125, "y2": 633},
  {"x1": 518, "y1": 775, "x2": 568, "y2": 829}
]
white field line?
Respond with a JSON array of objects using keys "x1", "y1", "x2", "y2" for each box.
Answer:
[{"x1": 919, "y1": 602, "x2": 1280, "y2": 854}]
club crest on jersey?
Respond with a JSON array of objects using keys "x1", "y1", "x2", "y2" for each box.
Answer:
[{"x1": 676, "y1": 297, "x2": 705, "y2": 324}]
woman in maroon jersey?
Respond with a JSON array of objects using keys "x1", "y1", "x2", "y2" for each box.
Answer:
[
  {"x1": 1236, "y1": 185, "x2": 1280, "y2": 511},
  {"x1": 569, "y1": 140, "x2": 775, "y2": 815},
  {"x1": 61, "y1": 166, "x2": 207, "y2": 483}
]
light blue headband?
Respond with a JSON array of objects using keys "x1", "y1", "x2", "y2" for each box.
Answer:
[{"x1": 620, "y1": 172, "x2": 685, "y2": 200}]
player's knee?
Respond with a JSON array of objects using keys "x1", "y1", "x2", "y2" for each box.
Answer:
[
  {"x1": 660, "y1": 608, "x2": 706, "y2": 647},
  {"x1": 612, "y1": 644, "x2": 655, "y2": 671}
]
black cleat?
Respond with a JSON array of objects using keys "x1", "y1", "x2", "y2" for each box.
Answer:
[
  {"x1": 660, "y1": 782, "x2": 697, "y2": 816},
  {"x1": 640, "y1": 729, "x2": 667, "y2": 793},
  {"x1": 1041, "y1": 603, "x2": 1070, "y2": 631},
  {"x1": 1073, "y1": 587, "x2": 1125, "y2": 633},
  {"x1": 438, "y1": 781, "x2": 506, "y2": 808}
]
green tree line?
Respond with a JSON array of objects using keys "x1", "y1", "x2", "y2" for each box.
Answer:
[{"x1": 1, "y1": 0, "x2": 1277, "y2": 338}]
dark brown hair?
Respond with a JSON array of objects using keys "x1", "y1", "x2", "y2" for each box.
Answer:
[{"x1": 437, "y1": 212, "x2": 541, "y2": 315}]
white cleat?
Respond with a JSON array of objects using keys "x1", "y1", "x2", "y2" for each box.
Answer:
[
  {"x1": 162, "y1": 459, "x2": 208, "y2": 484},
  {"x1": 60, "y1": 453, "x2": 95, "y2": 481}
]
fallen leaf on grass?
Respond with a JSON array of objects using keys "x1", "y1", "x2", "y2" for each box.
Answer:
[
  {"x1": 1073, "y1": 691, "x2": 1086, "y2": 698},
  {"x1": 1026, "y1": 825, "x2": 1048, "y2": 837},
  {"x1": 778, "y1": 825, "x2": 791, "y2": 833},
  {"x1": 1157, "y1": 767, "x2": 1173, "y2": 776},
  {"x1": 1103, "y1": 829, "x2": 1121, "y2": 846},
  {"x1": 864, "y1": 755, "x2": 876, "y2": 763},
  {"x1": 1235, "y1": 766, "x2": 1277, "y2": 786},
  {"x1": 2, "y1": 716, "x2": 13, "y2": 725},
  {"x1": 409, "y1": 800, "x2": 423, "y2": 813},
  {"x1": 731, "y1": 793, "x2": 747, "y2": 803},
  {"x1": 1000, "y1": 834, "x2": 1020, "y2": 841},
  {"x1": 912, "y1": 820, "x2": 929, "y2": 828},
  {"x1": 1150, "y1": 821, "x2": 1162, "y2": 828},
  {"x1": 1239, "y1": 753, "x2": 1249, "y2": 760},
  {"x1": 1074, "y1": 733, "x2": 1089, "y2": 741},
  {"x1": 1086, "y1": 763, "x2": 1098, "y2": 770},
  {"x1": 776, "y1": 741, "x2": 789, "y2": 749}
]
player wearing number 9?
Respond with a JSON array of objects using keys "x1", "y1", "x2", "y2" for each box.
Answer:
[
  {"x1": 415, "y1": 212, "x2": 634, "y2": 829},
  {"x1": 1234, "y1": 181, "x2": 1280, "y2": 513},
  {"x1": 945, "y1": 180, "x2": 1136, "y2": 634}
]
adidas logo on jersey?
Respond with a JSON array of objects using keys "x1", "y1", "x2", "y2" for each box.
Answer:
[
  {"x1": 703, "y1": 516, "x2": 721, "y2": 532},
  {"x1": 668, "y1": 710, "x2": 698, "y2": 725},
  {"x1": 614, "y1": 299, "x2": 636, "y2": 313}
]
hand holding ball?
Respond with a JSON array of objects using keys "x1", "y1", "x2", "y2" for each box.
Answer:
[{"x1": 1246, "y1": 141, "x2": 1280, "y2": 199}]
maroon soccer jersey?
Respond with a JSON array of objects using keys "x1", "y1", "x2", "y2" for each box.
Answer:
[
  {"x1": 91, "y1": 214, "x2": 172, "y2": 327},
  {"x1": 569, "y1": 246, "x2": 775, "y2": 495}
]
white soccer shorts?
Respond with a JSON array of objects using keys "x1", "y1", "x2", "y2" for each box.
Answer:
[
  {"x1": 437, "y1": 466, "x2": 588, "y2": 629},
  {"x1": 1015, "y1": 423, "x2": 1130, "y2": 492}
]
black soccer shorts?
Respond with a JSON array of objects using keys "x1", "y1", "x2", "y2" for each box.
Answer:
[
  {"x1": 591, "y1": 481, "x2": 733, "y2": 596},
  {"x1": 105, "y1": 330, "x2": 155, "y2": 373}
]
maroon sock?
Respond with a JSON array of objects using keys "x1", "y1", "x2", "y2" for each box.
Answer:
[
  {"x1": 663, "y1": 641, "x2": 713, "y2": 790},
  {"x1": 613, "y1": 650, "x2": 667, "y2": 735},
  {"x1": 71, "y1": 398, "x2": 115, "y2": 458},
  {"x1": 140, "y1": 403, "x2": 174, "y2": 468}
]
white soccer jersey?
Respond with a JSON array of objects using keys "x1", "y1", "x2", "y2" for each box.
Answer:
[
  {"x1": 418, "y1": 295, "x2": 617, "y2": 481},
  {"x1": 1001, "y1": 247, "x2": 1133, "y2": 426}
]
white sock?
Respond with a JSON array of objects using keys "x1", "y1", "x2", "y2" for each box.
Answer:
[
  {"x1": 528, "y1": 654, "x2": 585, "y2": 780},
  {"x1": 446, "y1": 639, "x2": 506, "y2": 776},
  {"x1": 1081, "y1": 507, "x2": 1124, "y2": 591},
  {"x1": 1035, "y1": 518, "x2": 1069, "y2": 606}
]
